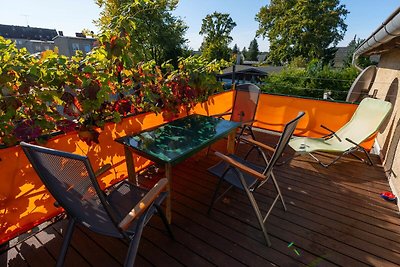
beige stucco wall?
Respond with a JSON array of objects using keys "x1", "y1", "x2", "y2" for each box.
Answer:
[{"x1": 369, "y1": 50, "x2": 400, "y2": 207}]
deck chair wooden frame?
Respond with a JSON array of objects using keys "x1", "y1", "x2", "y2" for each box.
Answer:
[
  {"x1": 20, "y1": 142, "x2": 173, "y2": 267},
  {"x1": 207, "y1": 112, "x2": 305, "y2": 246},
  {"x1": 289, "y1": 98, "x2": 392, "y2": 167}
]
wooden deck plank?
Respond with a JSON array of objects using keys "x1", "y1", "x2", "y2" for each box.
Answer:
[
  {"x1": 170, "y1": 186, "x2": 330, "y2": 267},
  {"x1": 15, "y1": 235, "x2": 56, "y2": 267},
  {"x1": 144, "y1": 224, "x2": 214, "y2": 267},
  {"x1": 53, "y1": 220, "x2": 121, "y2": 267},
  {"x1": 3, "y1": 132, "x2": 400, "y2": 267},
  {"x1": 0, "y1": 247, "x2": 28, "y2": 267},
  {"x1": 277, "y1": 166, "x2": 397, "y2": 212},
  {"x1": 172, "y1": 166, "x2": 370, "y2": 267},
  {"x1": 35, "y1": 224, "x2": 90, "y2": 267},
  {"x1": 181, "y1": 158, "x2": 399, "y2": 264},
  {"x1": 181, "y1": 158, "x2": 400, "y2": 246},
  {"x1": 76, "y1": 223, "x2": 153, "y2": 267}
]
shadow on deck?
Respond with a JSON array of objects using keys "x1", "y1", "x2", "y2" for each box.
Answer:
[{"x1": 2, "y1": 132, "x2": 400, "y2": 267}]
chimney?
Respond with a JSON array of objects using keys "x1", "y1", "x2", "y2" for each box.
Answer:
[
  {"x1": 58, "y1": 31, "x2": 63, "y2": 36},
  {"x1": 75, "y1": 32, "x2": 85, "y2": 38}
]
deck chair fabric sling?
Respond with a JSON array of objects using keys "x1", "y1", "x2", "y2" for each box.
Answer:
[
  {"x1": 214, "y1": 83, "x2": 261, "y2": 140},
  {"x1": 207, "y1": 112, "x2": 305, "y2": 247},
  {"x1": 20, "y1": 142, "x2": 173, "y2": 267},
  {"x1": 289, "y1": 98, "x2": 392, "y2": 167}
]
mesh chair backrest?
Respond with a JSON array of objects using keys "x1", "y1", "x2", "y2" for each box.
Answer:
[
  {"x1": 21, "y1": 142, "x2": 121, "y2": 237},
  {"x1": 264, "y1": 112, "x2": 305, "y2": 176},
  {"x1": 230, "y1": 83, "x2": 261, "y2": 123}
]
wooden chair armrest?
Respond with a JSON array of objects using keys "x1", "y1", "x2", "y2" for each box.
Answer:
[
  {"x1": 118, "y1": 178, "x2": 168, "y2": 230},
  {"x1": 214, "y1": 152, "x2": 266, "y2": 181},
  {"x1": 94, "y1": 163, "x2": 112, "y2": 177},
  {"x1": 239, "y1": 137, "x2": 275, "y2": 154}
]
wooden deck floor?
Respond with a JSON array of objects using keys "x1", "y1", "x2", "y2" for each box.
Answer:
[{"x1": 2, "y1": 132, "x2": 400, "y2": 267}]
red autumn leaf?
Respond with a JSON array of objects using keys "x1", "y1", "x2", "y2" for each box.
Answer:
[
  {"x1": 13, "y1": 120, "x2": 42, "y2": 141},
  {"x1": 56, "y1": 119, "x2": 78, "y2": 133}
]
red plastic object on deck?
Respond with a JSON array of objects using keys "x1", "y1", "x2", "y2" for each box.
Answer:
[{"x1": 380, "y1": 191, "x2": 397, "y2": 202}]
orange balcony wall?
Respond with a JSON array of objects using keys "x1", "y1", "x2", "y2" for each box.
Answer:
[{"x1": 0, "y1": 91, "x2": 366, "y2": 245}]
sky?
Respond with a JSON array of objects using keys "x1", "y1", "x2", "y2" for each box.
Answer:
[{"x1": 0, "y1": 1, "x2": 399, "y2": 52}]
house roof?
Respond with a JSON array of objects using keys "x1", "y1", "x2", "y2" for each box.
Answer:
[
  {"x1": 53, "y1": 35, "x2": 96, "y2": 41},
  {"x1": 219, "y1": 65, "x2": 283, "y2": 76},
  {"x1": 333, "y1": 46, "x2": 351, "y2": 67},
  {"x1": 0, "y1": 24, "x2": 58, "y2": 41},
  {"x1": 353, "y1": 7, "x2": 400, "y2": 59}
]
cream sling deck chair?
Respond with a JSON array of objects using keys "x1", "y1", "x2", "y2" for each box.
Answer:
[{"x1": 289, "y1": 97, "x2": 392, "y2": 167}]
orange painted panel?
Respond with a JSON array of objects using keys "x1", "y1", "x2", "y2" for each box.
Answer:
[
  {"x1": 0, "y1": 91, "x2": 233, "y2": 245},
  {"x1": 254, "y1": 94, "x2": 358, "y2": 137},
  {"x1": 192, "y1": 90, "x2": 234, "y2": 116},
  {"x1": 1, "y1": 91, "x2": 368, "y2": 244}
]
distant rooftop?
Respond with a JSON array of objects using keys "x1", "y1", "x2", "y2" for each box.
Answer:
[
  {"x1": 220, "y1": 65, "x2": 283, "y2": 75},
  {"x1": 0, "y1": 24, "x2": 58, "y2": 41}
]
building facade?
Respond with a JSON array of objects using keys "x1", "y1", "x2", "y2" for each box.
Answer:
[
  {"x1": 0, "y1": 24, "x2": 95, "y2": 57},
  {"x1": 53, "y1": 35, "x2": 96, "y2": 57}
]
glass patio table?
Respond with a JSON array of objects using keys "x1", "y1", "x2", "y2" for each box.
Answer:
[{"x1": 115, "y1": 114, "x2": 240, "y2": 223}]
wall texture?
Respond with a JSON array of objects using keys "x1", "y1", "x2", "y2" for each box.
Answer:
[{"x1": 370, "y1": 50, "x2": 400, "y2": 209}]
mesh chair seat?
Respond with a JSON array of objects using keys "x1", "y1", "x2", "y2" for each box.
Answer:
[
  {"x1": 207, "y1": 154, "x2": 263, "y2": 190},
  {"x1": 107, "y1": 181, "x2": 168, "y2": 235}
]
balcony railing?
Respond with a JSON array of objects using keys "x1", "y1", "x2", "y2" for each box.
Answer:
[{"x1": 0, "y1": 91, "x2": 382, "y2": 245}]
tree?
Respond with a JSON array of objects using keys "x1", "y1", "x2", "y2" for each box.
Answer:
[
  {"x1": 247, "y1": 39, "x2": 259, "y2": 61},
  {"x1": 232, "y1": 44, "x2": 239, "y2": 54},
  {"x1": 343, "y1": 36, "x2": 376, "y2": 68},
  {"x1": 256, "y1": 0, "x2": 349, "y2": 65},
  {"x1": 242, "y1": 47, "x2": 248, "y2": 60},
  {"x1": 96, "y1": 0, "x2": 188, "y2": 66},
  {"x1": 199, "y1": 12, "x2": 236, "y2": 61}
]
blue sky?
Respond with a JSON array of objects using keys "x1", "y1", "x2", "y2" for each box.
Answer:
[{"x1": 0, "y1": 1, "x2": 398, "y2": 51}]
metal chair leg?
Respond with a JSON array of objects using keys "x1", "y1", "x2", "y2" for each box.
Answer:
[
  {"x1": 155, "y1": 205, "x2": 175, "y2": 240},
  {"x1": 124, "y1": 216, "x2": 146, "y2": 267},
  {"x1": 309, "y1": 152, "x2": 344, "y2": 168},
  {"x1": 207, "y1": 177, "x2": 224, "y2": 214},
  {"x1": 56, "y1": 218, "x2": 76, "y2": 267},
  {"x1": 270, "y1": 171, "x2": 287, "y2": 211},
  {"x1": 243, "y1": 186, "x2": 272, "y2": 247}
]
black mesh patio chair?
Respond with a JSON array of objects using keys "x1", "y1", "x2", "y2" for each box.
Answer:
[
  {"x1": 207, "y1": 112, "x2": 305, "y2": 246},
  {"x1": 214, "y1": 83, "x2": 261, "y2": 140},
  {"x1": 20, "y1": 142, "x2": 173, "y2": 267}
]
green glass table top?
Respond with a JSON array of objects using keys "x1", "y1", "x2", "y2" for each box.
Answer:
[{"x1": 116, "y1": 114, "x2": 240, "y2": 165}]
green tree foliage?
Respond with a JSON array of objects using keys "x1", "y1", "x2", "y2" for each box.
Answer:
[
  {"x1": 199, "y1": 12, "x2": 237, "y2": 61},
  {"x1": 242, "y1": 47, "x2": 248, "y2": 60},
  {"x1": 247, "y1": 39, "x2": 260, "y2": 61},
  {"x1": 256, "y1": 0, "x2": 349, "y2": 64},
  {"x1": 232, "y1": 44, "x2": 239, "y2": 54},
  {"x1": 96, "y1": 0, "x2": 187, "y2": 66},
  {"x1": 343, "y1": 37, "x2": 376, "y2": 69},
  {"x1": 0, "y1": 35, "x2": 229, "y2": 146},
  {"x1": 261, "y1": 60, "x2": 359, "y2": 100}
]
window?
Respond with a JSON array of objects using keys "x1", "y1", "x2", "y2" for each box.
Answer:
[
  {"x1": 44, "y1": 46, "x2": 50, "y2": 51},
  {"x1": 72, "y1": 43, "x2": 80, "y2": 51},
  {"x1": 84, "y1": 45, "x2": 91, "y2": 53},
  {"x1": 35, "y1": 45, "x2": 42, "y2": 51}
]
